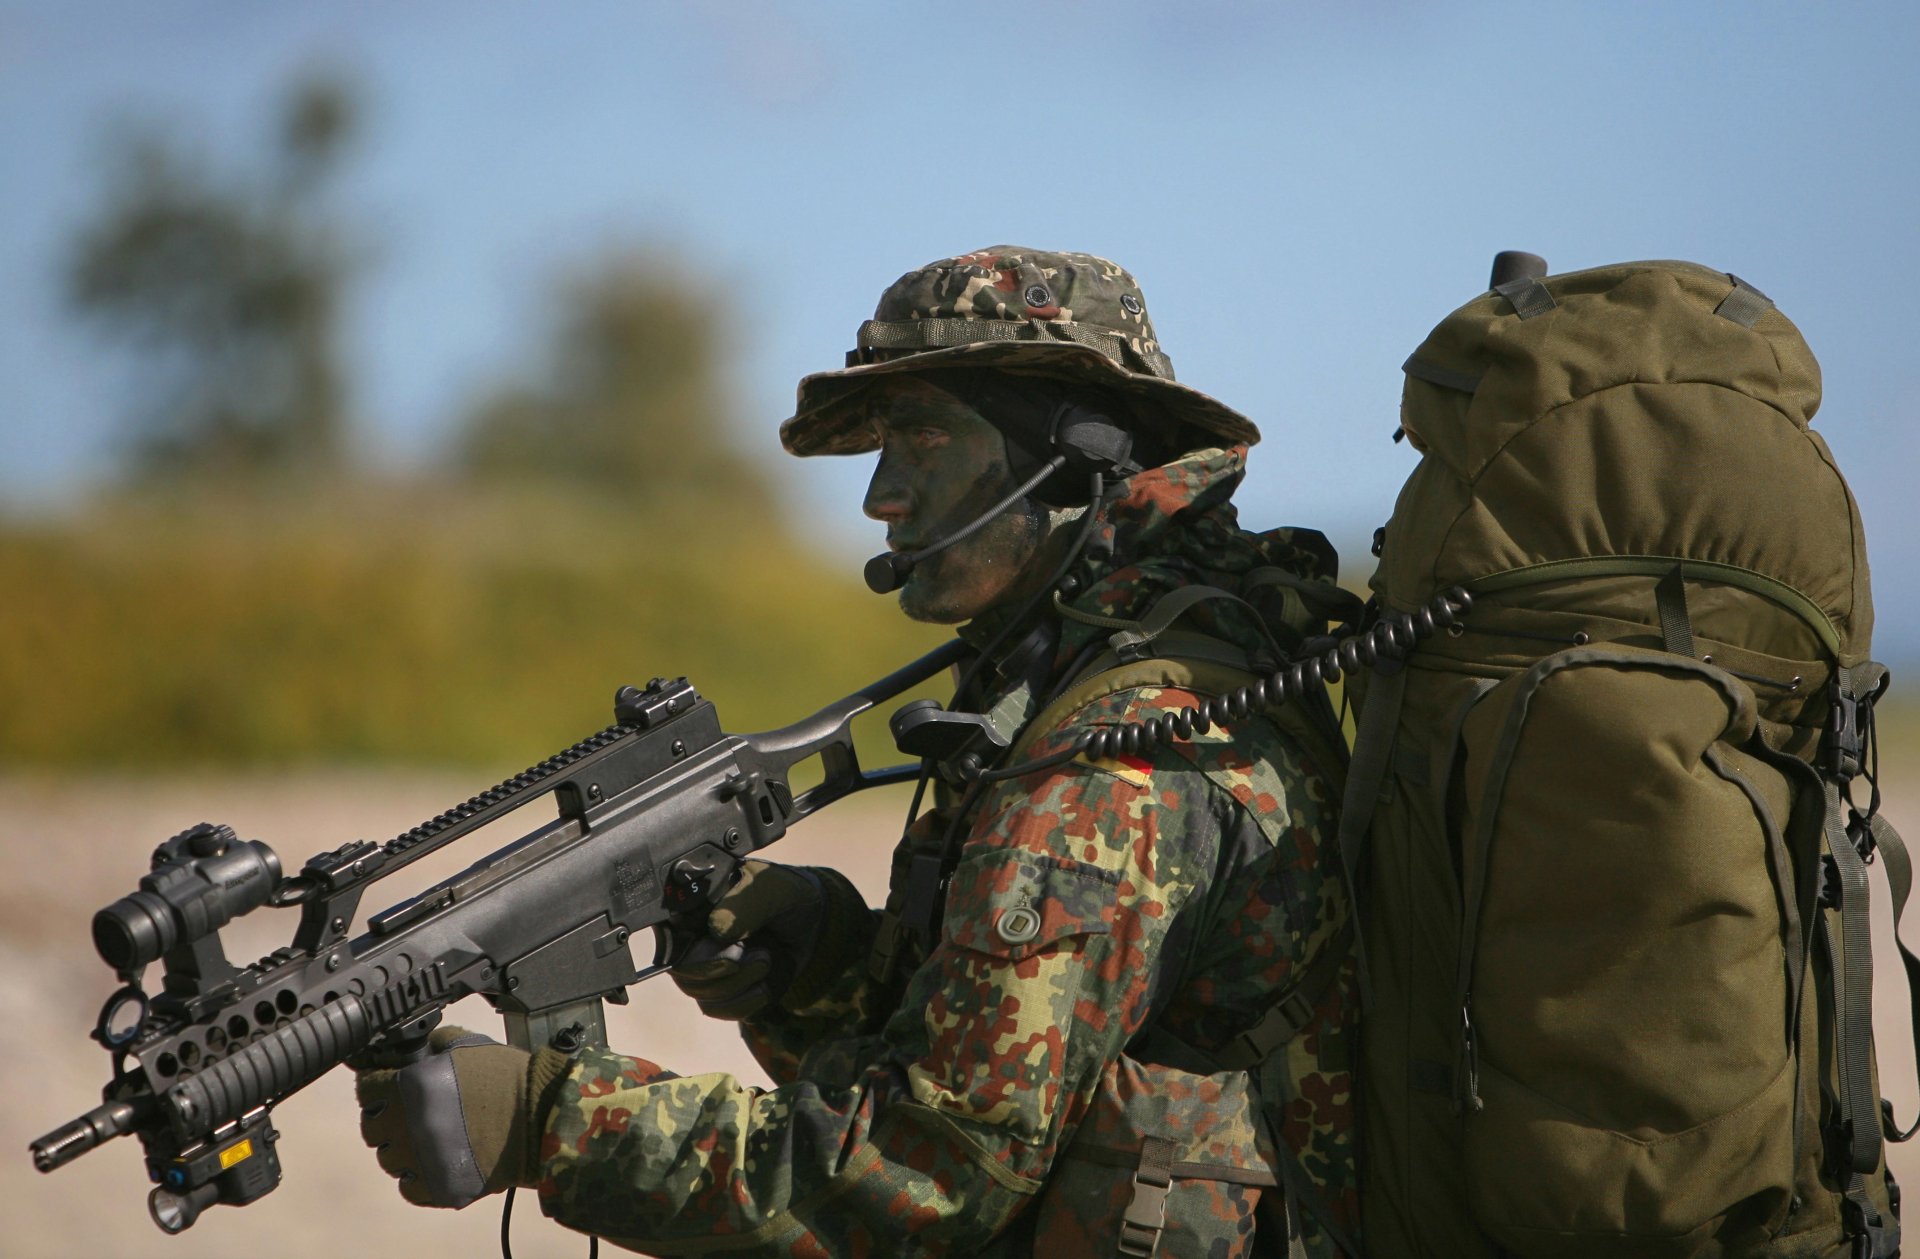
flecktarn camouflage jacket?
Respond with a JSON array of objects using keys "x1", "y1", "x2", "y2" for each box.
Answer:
[{"x1": 533, "y1": 448, "x2": 1358, "y2": 1258}]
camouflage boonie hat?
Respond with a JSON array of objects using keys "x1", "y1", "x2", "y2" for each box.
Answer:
[{"x1": 780, "y1": 246, "x2": 1261, "y2": 456}]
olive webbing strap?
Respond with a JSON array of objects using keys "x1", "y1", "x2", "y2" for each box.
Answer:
[
  {"x1": 1469, "y1": 555, "x2": 1844, "y2": 659},
  {"x1": 1814, "y1": 915, "x2": 1893, "y2": 1254},
  {"x1": 1008, "y1": 649, "x2": 1260, "y2": 764},
  {"x1": 1737, "y1": 735, "x2": 1829, "y2": 1177},
  {"x1": 1335, "y1": 663, "x2": 1407, "y2": 1002},
  {"x1": 1401, "y1": 354, "x2": 1484, "y2": 394},
  {"x1": 1821, "y1": 774, "x2": 1883, "y2": 1177},
  {"x1": 1054, "y1": 583, "x2": 1282, "y2": 664},
  {"x1": 1112, "y1": 629, "x2": 1256, "y2": 678},
  {"x1": 1715, "y1": 274, "x2": 1776, "y2": 329},
  {"x1": 1240, "y1": 567, "x2": 1368, "y2": 630},
  {"x1": 1655, "y1": 562, "x2": 1696, "y2": 657},
  {"x1": 1493, "y1": 275, "x2": 1556, "y2": 320},
  {"x1": 1759, "y1": 727, "x2": 1892, "y2": 1249},
  {"x1": 1870, "y1": 808, "x2": 1920, "y2": 1142}
]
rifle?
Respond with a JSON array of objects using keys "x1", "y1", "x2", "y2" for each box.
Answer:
[{"x1": 28, "y1": 639, "x2": 967, "y2": 1234}]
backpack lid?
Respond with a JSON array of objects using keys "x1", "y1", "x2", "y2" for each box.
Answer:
[{"x1": 1382, "y1": 260, "x2": 1870, "y2": 663}]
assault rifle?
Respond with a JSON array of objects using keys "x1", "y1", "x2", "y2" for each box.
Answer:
[{"x1": 29, "y1": 640, "x2": 967, "y2": 1234}]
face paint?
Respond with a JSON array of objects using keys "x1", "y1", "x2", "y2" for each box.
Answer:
[{"x1": 860, "y1": 377, "x2": 1051, "y2": 624}]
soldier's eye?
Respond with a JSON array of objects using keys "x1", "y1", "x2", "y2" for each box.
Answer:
[{"x1": 914, "y1": 427, "x2": 950, "y2": 449}]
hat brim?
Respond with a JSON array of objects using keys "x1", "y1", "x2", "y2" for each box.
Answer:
[{"x1": 779, "y1": 340, "x2": 1261, "y2": 457}]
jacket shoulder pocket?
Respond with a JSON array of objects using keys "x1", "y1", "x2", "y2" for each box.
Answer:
[{"x1": 944, "y1": 847, "x2": 1118, "y2": 962}]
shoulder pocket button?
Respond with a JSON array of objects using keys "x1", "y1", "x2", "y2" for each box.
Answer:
[{"x1": 996, "y1": 905, "x2": 1043, "y2": 945}]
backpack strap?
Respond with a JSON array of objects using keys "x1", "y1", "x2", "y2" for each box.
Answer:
[
  {"x1": 1212, "y1": 920, "x2": 1353, "y2": 1071},
  {"x1": 1820, "y1": 771, "x2": 1883, "y2": 1178},
  {"x1": 1054, "y1": 583, "x2": 1282, "y2": 665},
  {"x1": 1871, "y1": 806, "x2": 1920, "y2": 1145},
  {"x1": 1654, "y1": 562, "x2": 1697, "y2": 657},
  {"x1": 1334, "y1": 660, "x2": 1407, "y2": 1001},
  {"x1": 1821, "y1": 662, "x2": 1905, "y2": 1176},
  {"x1": 1241, "y1": 566, "x2": 1368, "y2": 634},
  {"x1": 1756, "y1": 660, "x2": 1906, "y2": 1256},
  {"x1": 1493, "y1": 273, "x2": 1556, "y2": 319},
  {"x1": 1009, "y1": 649, "x2": 1264, "y2": 762},
  {"x1": 1714, "y1": 274, "x2": 1775, "y2": 329}
]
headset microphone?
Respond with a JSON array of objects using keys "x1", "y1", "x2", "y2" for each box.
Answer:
[
  {"x1": 862, "y1": 403, "x2": 1140, "y2": 596},
  {"x1": 864, "y1": 455, "x2": 1067, "y2": 593}
]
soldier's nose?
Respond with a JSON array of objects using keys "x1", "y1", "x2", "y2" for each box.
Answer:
[{"x1": 863, "y1": 469, "x2": 911, "y2": 524}]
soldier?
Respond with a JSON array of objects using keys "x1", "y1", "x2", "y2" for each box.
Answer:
[{"x1": 355, "y1": 248, "x2": 1360, "y2": 1257}]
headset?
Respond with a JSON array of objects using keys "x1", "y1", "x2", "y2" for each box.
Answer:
[{"x1": 862, "y1": 395, "x2": 1140, "y2": 595}]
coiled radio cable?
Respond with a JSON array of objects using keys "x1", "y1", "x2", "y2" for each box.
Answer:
[{"x1": 976, "y1": 585, "x2": 1473, "y2": 782}]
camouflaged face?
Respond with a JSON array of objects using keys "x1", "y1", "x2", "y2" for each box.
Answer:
[
  {"x1": 781, "y1": 246, "x2": 1262, "y2": 458},
  {"x1": 533, "y1": 451, "x2": 1358, "y2": 1257}
]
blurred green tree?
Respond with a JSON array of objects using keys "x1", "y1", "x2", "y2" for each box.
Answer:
[
  {"x1": 66, "y1": 72, "x2": 358, "y2": 479},
  {"x1": 457, "y1": 251, "x2": 776, "y2": 511}
]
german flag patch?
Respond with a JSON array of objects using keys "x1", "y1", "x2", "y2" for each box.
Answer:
[{"x1": 1076, "y1": 751, "x2": 1153, "y2": 787}]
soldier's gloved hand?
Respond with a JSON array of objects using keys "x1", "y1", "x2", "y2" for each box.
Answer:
[
  {"x1": 670, "y1": 859, "x2": 864, "y2": 1020},
  {"x1": 353, "y1": 1025, "x2": 572, "y2": 1209}
]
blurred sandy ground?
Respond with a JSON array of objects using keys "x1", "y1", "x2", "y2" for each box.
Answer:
[{"x1": 4, "y1": 770, "x2": 1917, "y2": 1259}]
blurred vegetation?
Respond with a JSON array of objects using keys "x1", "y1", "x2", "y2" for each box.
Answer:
[
  {"x1": 4, "y1": 73, "x2": 945, "y2": 771},
  {"x1": 67, "y1": 73, "x2": 357, "y2": 481},
  {"x1": 0, "y1": 485, "x2": 943, "y2": 770},
  {"x1": 459, "y1": 252, "x2": 773, "y2": 512}
]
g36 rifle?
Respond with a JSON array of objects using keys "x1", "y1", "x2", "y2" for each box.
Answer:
[{"x1": 29, "y1": 640, "x2": 966, "y2": 1234}]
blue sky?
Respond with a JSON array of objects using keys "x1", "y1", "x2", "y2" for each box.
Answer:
[{"x1": 3, "y1": 1, "x2": 1917, "y2": 655}]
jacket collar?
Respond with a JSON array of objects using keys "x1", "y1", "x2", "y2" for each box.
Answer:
[{"x1": 957, "y1": 443, "x2": 1301, "y2": 698}]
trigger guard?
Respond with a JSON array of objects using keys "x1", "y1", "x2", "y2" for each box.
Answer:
[{"x1": 650, "y1": 919, "x2": 708, "y2": 970}]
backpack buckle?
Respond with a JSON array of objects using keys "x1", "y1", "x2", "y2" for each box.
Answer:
[
  {"x1": 1117, "y1": 1136, "x2": 1176, "y2": 1257},
  {"x1": 1826, "y1": 1119, "x2": 1858, "y2": 1181},
  {"x1": 1817, "y1": 853, "x2": 1843, "y2": 910},
  {"x1": 1841, "y1": 1190, "x2": 1897, "y2": 1259},
  {"x1": 1108, "y1": 628, "x2": 1157, "y2": 665},
  {"x1": 1829, "y1": 685, "x2": 1865, "y2": 780}
]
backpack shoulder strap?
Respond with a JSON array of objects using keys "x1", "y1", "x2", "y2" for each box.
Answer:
[
  {"x1": 1010, "y1": 644, "x2": 1261, "y2": 762},
  {"x1": 1012, "y1": 630, "x2": 1348, "y2": 797}
]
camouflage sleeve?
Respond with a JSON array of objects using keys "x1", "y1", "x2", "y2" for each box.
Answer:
[
  {"x1": 734, "y1": 868, "x2": 889, "y2": 1084},
  {"x1": 534, "y1": 685, "x2": 1343, "y2": 1256},
  {"x1": 732, "y1": 811, "x2": 958, "y2": 1083}
]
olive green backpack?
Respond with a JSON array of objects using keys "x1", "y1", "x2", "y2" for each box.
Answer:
[{"x1": 1345, "y1": 258, "x2": 1914, "y2": 1258}]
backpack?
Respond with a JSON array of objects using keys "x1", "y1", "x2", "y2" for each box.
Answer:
[{"x1": 1344, "y1": 258, "x2": 1913, "y2": 1258}]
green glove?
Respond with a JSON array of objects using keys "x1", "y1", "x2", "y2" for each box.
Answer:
[
  {"x1": 354, "y1": 1025, "x2": 573, "y2": 1209},
  {"x1": 670, "y1": 859, "x2": 866, "y2": 1020}
]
